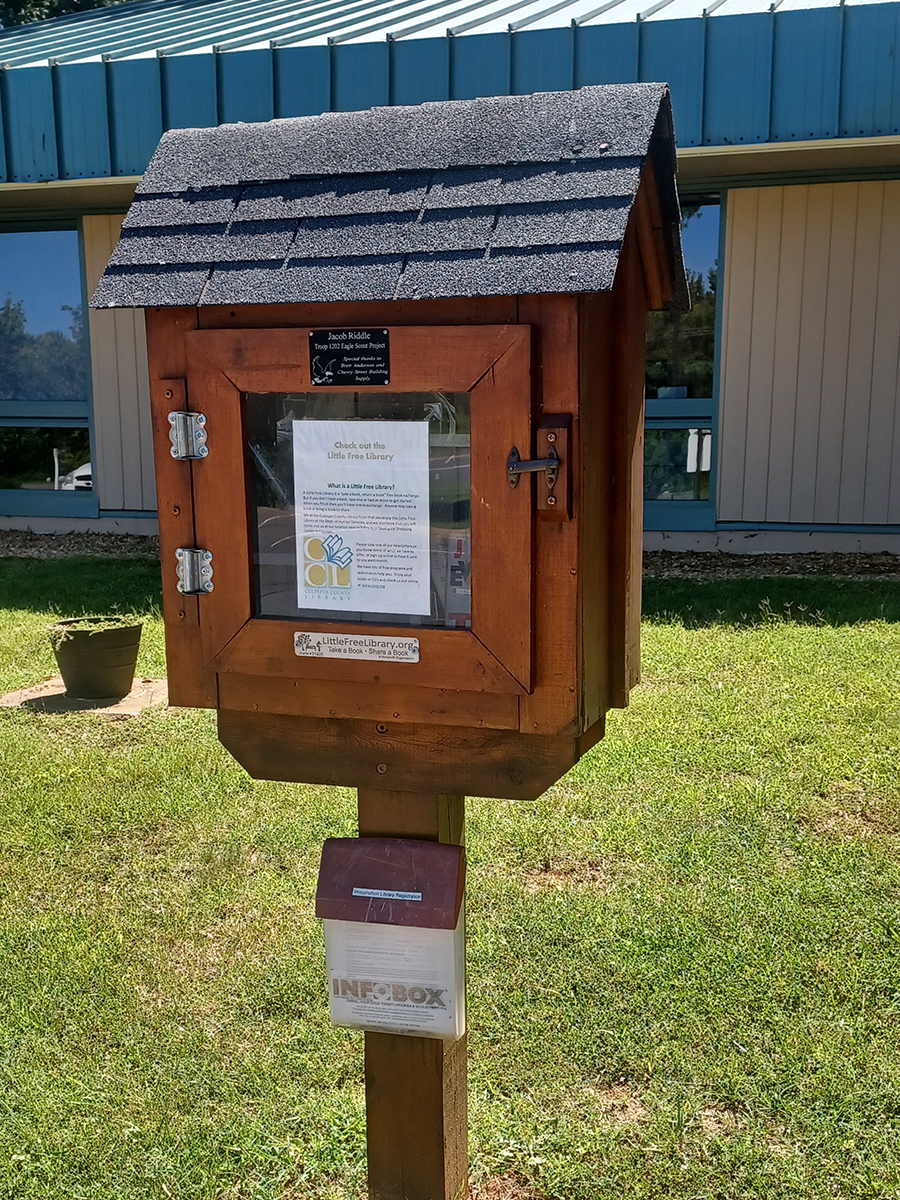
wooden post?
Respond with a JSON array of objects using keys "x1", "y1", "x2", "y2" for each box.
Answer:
[{"x1": 357, "y1": 789, "x2": 467, "y2": 1200}]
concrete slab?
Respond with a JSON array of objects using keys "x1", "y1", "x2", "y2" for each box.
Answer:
[{"x1": 0, "y1": 676, "x2": 168, "y2": 717}]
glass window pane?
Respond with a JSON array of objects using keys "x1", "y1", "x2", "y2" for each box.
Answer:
[
  {"x1": 644, "y1": 428, "x2": 711, "y2": 501},
  {"x1": 645, "y1": 201, "x2": 719, "y2": 400},
  {"x1": 0, "y1": 230, "x2": 87, "y2": 403},
  {"x1": 0, "y1": 427, "x2": 91, "y2": 490},
  {"x1": 245, "y1": 391, "x2": 471, "y2": 629}
]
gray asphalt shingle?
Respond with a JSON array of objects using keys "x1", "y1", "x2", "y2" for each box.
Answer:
[{"x1": 93, "y1": 84, "x2": 687, "y2": 311}]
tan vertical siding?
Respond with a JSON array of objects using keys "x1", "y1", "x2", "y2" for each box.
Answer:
[
  {"x1": 716, "y1": 189, "x2": 756, "y2": 521},
  {"x1": 718, "y1": 181, "x2": 900, "y2": 525},
  {"x1": 83, "y1": 215, "x2": 155, "y2": 512}
]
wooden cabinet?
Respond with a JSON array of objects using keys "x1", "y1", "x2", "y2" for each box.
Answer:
[{"x1": 145, "y1": 265, "x2": 649, "y2": 800}]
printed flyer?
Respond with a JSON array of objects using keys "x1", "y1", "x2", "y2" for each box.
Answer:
[{"x1": 292, "y1": 419, "x2": 431, "y2": 616}]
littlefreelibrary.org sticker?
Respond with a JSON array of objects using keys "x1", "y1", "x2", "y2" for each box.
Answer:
[{"x1": 293, "y1": 631, "x2": 420, "y2": 663}]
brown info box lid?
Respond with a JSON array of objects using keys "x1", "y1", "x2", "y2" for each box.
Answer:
[{"x1": 315, "y1": 838, "x2": 465, "y2": 930}]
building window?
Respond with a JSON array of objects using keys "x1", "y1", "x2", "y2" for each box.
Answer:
[
  {"x1": 644, "y1": 196, "x2": 720, "y2": 529},
  {"x1": 0, "y1": 427, "x2": 92, "y2": 491},
  {"x1": 644, "y1": 427, "x2": 711, "y2": 502},
  {"x1": 0, "y1": 225, "x2": 94, "y2": 514}
]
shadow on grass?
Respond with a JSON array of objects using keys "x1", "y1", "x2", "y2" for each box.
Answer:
[
  {"x1": 0, "y1": 556, "x2": 162, "y2": 618},
  {"x1": 643, "y1": 575, "x2": 900, "y2": 627}
]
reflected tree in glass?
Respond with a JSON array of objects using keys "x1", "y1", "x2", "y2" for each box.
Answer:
[
  {"x1": 645, "y1": 204, "x2": 719, "y2": 400},
  {"x1": 0, "y1": 299, "x2": 86, "y2": 403}
]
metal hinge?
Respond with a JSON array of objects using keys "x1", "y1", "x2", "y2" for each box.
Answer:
[
  {"x1": 168, "y1": 411, "x2": 209, "y2": 460},
  {"x1": 175, "y1": 548, "x2": 214, "y2": 595}
]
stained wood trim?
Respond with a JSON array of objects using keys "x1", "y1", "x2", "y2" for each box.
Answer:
[
  {"x1": 144, "y1": 308, "x2": 217, "y2": 709},
  {"x1": 517, "y1": 294, "x2": 581, "y2": 735},
  {"x1": 469, "y1": 327, "x2": 532, "y2": 691},
  {"x1": 182, "y1": 323, "x2": 534, "y2": 694},
  {"x1": 197, "y1": 297, "x2": 518, "y2": 330},
  {"x1": 218, "y1": 709, "x2": 579, "y2": 800},
  {"x1": 217, "y1": 673, "x2": 519, "y2": 729},
  {"x1": 357, "y1": 788, "x2": 468, "y2": 1200},
  {"x1": 609, "y1": 228, "x2": 647, "y2": 707},
  {"x1": 184, "y1": 337, "x2": 254, "y2": 663},
  {"x1": 634, "y1": 160, "x2": 673, "y2": 312},
  {"x1": 213, "y1": 618, "x2": 526, "y2": 694},
  {"x1": 577, "y1": 292, "x2": 615, "y2": 728},
  {"x1": 185, "y1": 325, "x2": 521, "y2": 394}
]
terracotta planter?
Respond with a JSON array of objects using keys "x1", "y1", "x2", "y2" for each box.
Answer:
[{"x1": 50, "y1": 618, "x2": 143, "y2": 700}]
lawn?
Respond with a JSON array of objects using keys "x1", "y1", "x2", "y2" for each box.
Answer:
[{"x1": 0, "y1": 557, "x2": 898, "y2": 1200}]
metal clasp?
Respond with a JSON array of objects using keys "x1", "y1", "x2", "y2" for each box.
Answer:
[
  {"x1": 168, "y1": 411, "x2": 209, "y2": 460},
  {"x1": 175, "y1": 548, "x2": 214, "y2": 595},
  {"x1": 507, "y1": 446, "x2": 559, "y2": 490}
]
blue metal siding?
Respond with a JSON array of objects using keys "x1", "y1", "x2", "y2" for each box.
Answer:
[
  {"x1": 512, "y1": 27, "x2": 573, "y2": 95},
  {"x1": 703, "y1": 13, "x2": 773, "y2": 145},
  {"x1": 53, "y1": 62, "x2": 110, "y2": 179},
  {"x1": 840, "y1": 3, "x2": 900, "y2": 137},
  {"x1": 275, "y1": 46, "x2": 330, "y2": 117},
  {"x1": 216, "y1": 49, "x2": 274, "y2": 124},
  {"x1": 771, "y1": 7, "x2": 841, "y2": 141},
  {"x1": 639, "y1": 19, "x2": 704, "y2": 147},
  {"x1": 574, "y1": 24, "x2": 639, "y2": 87},
  {"x1": 3, "y1": 8, "x2": 900, "y2": 184},
  {"x1": 450, "y1": 32, "x2": 511, "y2": 100},
  {"x1": 390, "y1": 38, "x2": 450, "y2": 105},
  {"x1": 161, "y1": 53, "x2": 218, "y2": 129},
  {"x1": 1, "y1": 66, "x2": 58, "y2": 181},
  {"x1": 107, "y1": 58, "x2": 163, "y2": 176},
  {"x1": 332, "y1": 42, "x2": 390, "y2": 112}
]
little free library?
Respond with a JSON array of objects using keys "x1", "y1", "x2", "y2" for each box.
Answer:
[{"x1": 93, "y1": 83, "x2": 686, "y2": 1200}]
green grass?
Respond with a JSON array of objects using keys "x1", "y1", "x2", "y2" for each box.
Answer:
[{"x1": 0, "y1": 558, "x2": 898, "y2": 1199}]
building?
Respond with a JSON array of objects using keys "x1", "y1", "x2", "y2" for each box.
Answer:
[{"x1": 1, "y1": 0, "x2": 899, "y2": 552}]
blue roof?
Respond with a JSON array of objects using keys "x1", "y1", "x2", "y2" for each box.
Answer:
[
  {"x1": 0, "y1": 0, "x2": 891, "y2": 64},
  {"x1": 0, "y1": 0, "x2": 899, "y2": 184}
]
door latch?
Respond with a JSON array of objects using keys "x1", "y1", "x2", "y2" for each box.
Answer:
[
  {"x1": 175, "y1": 548, "x2": 214, "y2": 595},
  {"x1": 507, "y1": 447, "x2": 559, "y2": 488},
  {"x1": 507, "y1": 414, "x2": 572, "y2": 520},
  {"x1": 168, "y1": 411, "x2": 209, "y2": 460}
]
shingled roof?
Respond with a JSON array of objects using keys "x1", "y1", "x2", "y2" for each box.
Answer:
[{"x1": 92, "y1": 84, "x2": 687, "y2": 312}]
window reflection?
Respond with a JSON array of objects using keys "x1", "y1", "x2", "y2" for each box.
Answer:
[
  {"x1": 0, "y1": 230, "x2": 87, "y2": 403},
  {"x1": 0, "y1": 427, "x2": 91, "y2": 491},
  {"x1": 644, "y1": 428, "x2": 711, "y2": 502},
  {"x1": 646, "y1": 201, "x2": 719, "y2": 401}
]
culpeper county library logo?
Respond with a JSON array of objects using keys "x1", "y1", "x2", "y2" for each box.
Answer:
[{"x1": 303, "y1": 534, "x2": 353, "y2": 590}]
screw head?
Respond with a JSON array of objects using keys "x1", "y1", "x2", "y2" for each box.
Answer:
[
  {"x1": 376, "y1": 763, "x2": 388, "y2": 775},
  {"x1": 547, "y1": 432, "x2": 557, "y2": 443},
  {"x1": 547, "y1": 495, "x2": 557, "y2": 506},
  {"x1": 375, "y1": 722, "x2": 387, "y2": 734}
]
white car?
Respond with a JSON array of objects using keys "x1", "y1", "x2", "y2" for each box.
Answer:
[{"x1": 59, "y1": 462, "x2": 92, "y2": 490}]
